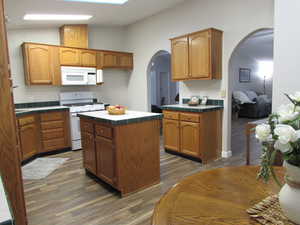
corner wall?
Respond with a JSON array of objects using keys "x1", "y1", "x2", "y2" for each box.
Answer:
[{"x1": 124, "y1": 0, "x2": 274, "y2": 156}]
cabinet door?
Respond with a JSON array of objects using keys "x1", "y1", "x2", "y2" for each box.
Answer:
[
  {"x1": 119, "y1": 54, "x2": 133, "y2": 69},
  {"x1": 25, "y1": 44, "x2": 53, "y2": 85},
  {"x1": 102, "y1": 52, "x2": 118, "y2": 68},
  {"x1": 60, "y1": 25, "x2": 88, "y2": 48},
  {"x1": 163, "y1": 119, "x2": 180, "y2": 151},
  {"x1": 180, "y1": 121, "x2": 200, "y2": 157},
  {"x1": 95, "y1": 136, "x2": 115, "y2": 185},
  {"x1": 82, "y1": 132, "x2": 96, "y2": 174},
  {"x1": 60, "y1": 48, "x2": 80, "y2": 66},
  {"x1": 189, "y1": 30, "x2": 211, "y2": 79},
  {"x1": 171, "y1": 36, "x2": 189, "y2": 80},
  {"x1": 80, "y1": 50, "x2": 97, "y2": 67},
  {"x1": 19, "y1": 120, "x2": 39, "y2": 160}
]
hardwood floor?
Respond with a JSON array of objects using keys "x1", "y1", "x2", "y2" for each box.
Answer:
[{"x1": 23, "y1": 139, "x2": 259, "y2": 225}]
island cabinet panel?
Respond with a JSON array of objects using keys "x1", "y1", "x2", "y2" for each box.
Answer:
[
  {"x1": 82, "y1": 132, "x2": 97, "y2": 174},
  {"x1": 163, "y1": 110, "x2": 222, "y2": 163},
  {"x1": 18, "y1": 114, "x2": 40, "y2": 161},
  {"x1": 95, "y1": 136, "x2": 115, "y2": 186},
  {"x1": 79, "y1": 117, "x2": 161, "y2": 196},
  {"x1": 163, "y1": 119, "x2": 180, "y2": 152}
]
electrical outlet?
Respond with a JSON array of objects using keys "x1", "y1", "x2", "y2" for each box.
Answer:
[{"x1": 220, "y1": 90, "x2": 226, "y2": 98}]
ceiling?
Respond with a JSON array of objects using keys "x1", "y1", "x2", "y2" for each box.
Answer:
[
  {"x1": 237, "y1": 29, "x2": 274, "y2": 61},
  {"x1": 4, "y1": 0, "x2": 186, "y2": 29}
]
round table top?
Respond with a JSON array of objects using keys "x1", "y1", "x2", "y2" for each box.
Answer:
[{"x1": 152, "y1": 166, "x2": 284, "y2": 225}]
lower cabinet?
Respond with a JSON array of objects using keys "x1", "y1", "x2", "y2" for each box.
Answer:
[
  {"x1": 180, "y1": 121, "x2": 200, "y2": 158},
  {"x1": 82, "y1": 132, "x2": 97, "y2": 174},
  {"x1": 95, "y1": 136, "x2": 115, "y2": 185},
  {"x1": 17, "y1": 110, "x2": 71, "y2": 162},
  {"x1": 163, "y1": 119, "x2": 180, "y2": 152},
  {"x1": 18, "y1": 115, "x2": 40, "y2": 161},
  {"x1": 163, "y1": 110, "x2": 222, "y2": 163}
]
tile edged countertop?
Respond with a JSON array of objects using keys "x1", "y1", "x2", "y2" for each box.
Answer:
[
  {"x1": 161, "y1": 104, "x2": 223, "y2": 113},
  {"x1": 78, "y1": 110, "x2": 162, "y2": 125},
  {"x1": 15, "y1": 106, "x2": 69, "y2": 117}
]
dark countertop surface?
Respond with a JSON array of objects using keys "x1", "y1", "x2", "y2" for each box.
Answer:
[
  {"x1": 78, "y1": 110, "x2": 162, "y2": 125},
  {"x1": 161, "y1": 104, "x2": 223, "y2": 113},
  {"x1": 15, "y1": 106, "x2": 69, "y2": 117}
]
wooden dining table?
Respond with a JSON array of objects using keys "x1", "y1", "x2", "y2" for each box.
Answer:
[{"x1": 152, "y1": 166, "x2": 284, "y2": 225}]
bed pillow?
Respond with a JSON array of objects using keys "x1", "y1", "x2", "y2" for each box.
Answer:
[
  {"x1": 245, "y1": 91, "x2": 258, "y2": 101},
  {"x1": 233, "y1": 91, "x2": 255, "y2": 104}
]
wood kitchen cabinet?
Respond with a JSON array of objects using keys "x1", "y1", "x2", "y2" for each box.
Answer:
[
  {"x1": 99, "y1": 51, "x2": 133, "y2": 69},
  {"x1": 22, "y1": 43, "x2": 61, "y2": 85},
  {"x1": 60, "y1": 24, "x2": 88, "y2": 49},
  {"x1": 80, "y1": 50, "x2": 97, "y2": 67},
  {"x1": 79, "y1": 117, "x2": 160, "y2": 196},
  {"x1": 163, "y1": 110, "x2": 222, "y2": 163},
  {"x1": 95, "y1": 136, "x2": 115, "y2": 185},
  {"x1": 171, "y1": 36, "x2": 189, "y2": 80},
  {"x1": 60, "y1": 47, "x2": 81, "y2": 66},
  {"x1": 18, "y1": 114, "x2": 40, "y2": 161},
  {"x1": 170, "y1": 28, "x2": 223, "y2": 81},
  {"x1": 163, "y1": 119, "x2": 180, "y2": 152}
]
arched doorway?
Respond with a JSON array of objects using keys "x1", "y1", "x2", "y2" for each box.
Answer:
[
  {"x1": 147, "y1": 50, "x2": 179, "y2": 113},
  {"x1": 229, "y1": 28, "x2": 274, "y2": 162}
]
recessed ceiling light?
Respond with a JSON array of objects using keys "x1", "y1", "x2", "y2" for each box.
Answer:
[
  {"x1": 63, "y1": 0, "x2": 128, "y2": 4},
  {"x1": 23, "y1": 14, "x2": 93, "y2": 21}
]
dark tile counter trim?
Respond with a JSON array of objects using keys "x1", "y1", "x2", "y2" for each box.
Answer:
[
  {"x1": 0, "y1": 220, "x2": 13, "y2": 225},
  {"x1": 15, "y1": 107, "x2": 69, "y2": 117},
  {"x1": 161, "y1": 105, "x2": 223, "y2": 113},
  {"x1": 182, "y1": 98, "x2": 224, "y2": 106},
  {"x1": 15, "y1": 101, "x2": 60, "y2": 109},
  {"x1": 78, "y1": 114, "x2": 163, "y2": 125}
]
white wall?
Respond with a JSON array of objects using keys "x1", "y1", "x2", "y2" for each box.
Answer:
[
  {"x1": 7, "y1": 26, "x2": 130, "y2": 105},
  {"x1": 125, "y1": 0, "x2": 274, "y2": 156},
  {"x1": 273, "y1": 0, "x2": 300, "y2": 110}
]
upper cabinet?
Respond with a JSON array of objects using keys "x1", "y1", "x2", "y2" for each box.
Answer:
[
  {"x1": 60, "y1": 24, "x2": 88, "y2": 48},
  {"x1": 171, "y1": 36, "x2": 189, "y2": 80},
  {"x1": 60, "y1": 48, "x2": 97, "y2": 67},
  {"x1": 22, "y1": 43, "x2": 61, "y2": 85},
  {"x1": 170, "y1": 28, "x2": 223, "y2": 81},
  {"x1": 98, "y1": 52, "x2": 133, "y2": 70},
  {"x1": 60, "y1": 48, "x2": 81, "y2": 66}
]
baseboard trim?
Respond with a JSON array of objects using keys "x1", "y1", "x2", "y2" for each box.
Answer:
[{"x1": 222, "y1": 150, "x2": 232, "y2": 158}]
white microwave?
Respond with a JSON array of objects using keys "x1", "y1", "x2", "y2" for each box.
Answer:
[{"x1": 61, "y1": 66, "x2": 97, "y2": 86}]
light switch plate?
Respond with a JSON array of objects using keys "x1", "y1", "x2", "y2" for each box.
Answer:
[{"x1": 220, "y1": 90, "x2": 226, "y2": 98}]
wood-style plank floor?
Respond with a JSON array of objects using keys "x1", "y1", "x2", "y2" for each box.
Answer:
[{"x1": 23, "y1": 131, "x2": 260, "y2": 225}]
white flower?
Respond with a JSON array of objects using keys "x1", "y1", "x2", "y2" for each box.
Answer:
[
  {"x1": 289, "y1": 92, "x2": 300, "y2": 103},
  {"x1": 277, "y1": 104, "x2": 299, "y2": 123},
  {"x1": 255, "y1": 124, "x2": 271, "y2": 142},
  {"x1": 274, "y1": 124, "x2": 298, "y2": 153}
]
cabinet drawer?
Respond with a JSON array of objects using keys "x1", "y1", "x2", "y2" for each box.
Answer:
[
  {"x1": 41, "y1": 121, "x2": 64, "y2": 130},
  {"x1": 95, "y1": 125, "x2": 113, "y2": 139},
  {"x1": 81, "y1": 121, "x2": 94, "y2": 134},
  {"x1": 163, "y1": 111, "x2": 179, "y2": 120},
  {"x1": 43, "y1": 138, "x2": 65, "y2": 151},
  {"x1": 180, "y1": 113, "x2": 200, "y2": 123},
  {"x1": 41, "y1": 111, "x2": 64, "y2": 122},
  {"x1": 18, "y1": 116, "x2": 35, "y2": 126},
  {"x1": 42, "y1": 128, "x2": 64, "y2": 140}
]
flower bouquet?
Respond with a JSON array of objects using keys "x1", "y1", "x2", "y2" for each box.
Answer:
[{"x1": 255, "y1": 92, "x2": 300, "y2": 224}]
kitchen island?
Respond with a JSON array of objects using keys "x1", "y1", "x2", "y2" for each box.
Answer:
[{"x1": 78, "y1": 110, "x2": 162, "y2": 196}]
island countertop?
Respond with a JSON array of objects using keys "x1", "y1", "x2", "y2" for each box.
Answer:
[
  {"x1": 78, "y1": 110, "x2": 162, "y2": 125},
  {"x1": 161, "y1": 104, "x2": 223, "y2": 113}
]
